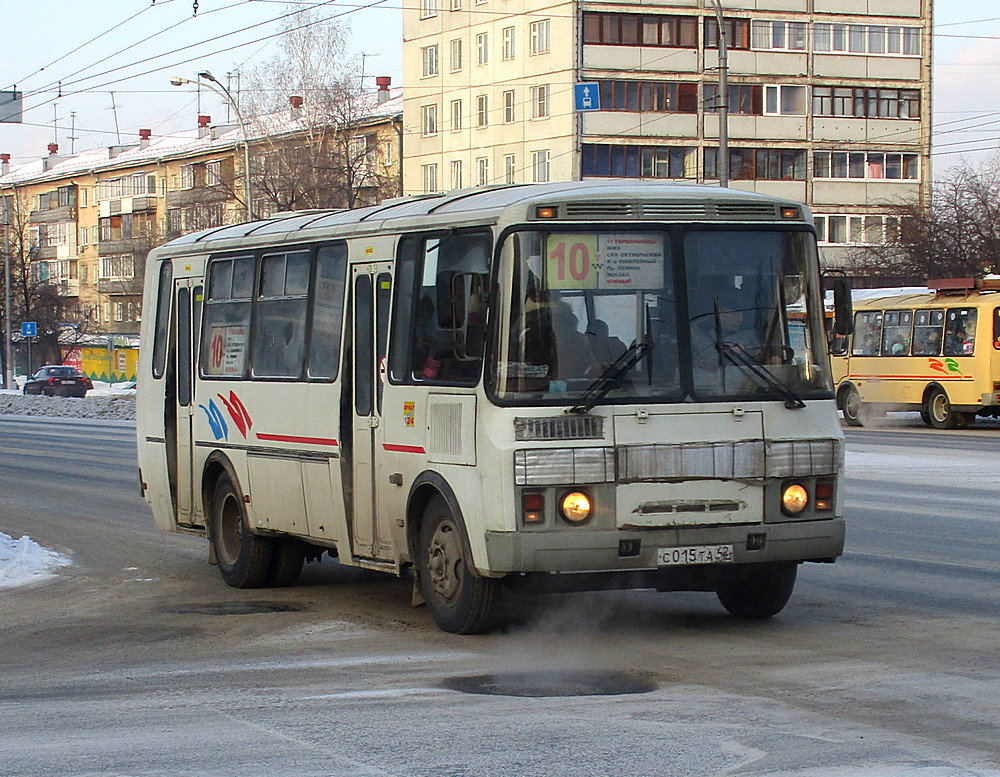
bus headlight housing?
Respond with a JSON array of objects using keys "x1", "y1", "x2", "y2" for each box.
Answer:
[
  {"x1": 560, "y1": 491, "x2": 593, "y2": 524},
  {"x1": 781, "y1": 483, "x2": 809, "y2": 515}
]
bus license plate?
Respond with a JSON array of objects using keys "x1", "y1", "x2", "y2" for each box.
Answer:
[{"x1": 658, "y1": 544, "x2": 735, "y2": 566}]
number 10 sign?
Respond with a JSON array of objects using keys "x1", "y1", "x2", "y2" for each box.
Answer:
[{"x1": 545, "y1": 233, "x2": 664, "y2": 290}]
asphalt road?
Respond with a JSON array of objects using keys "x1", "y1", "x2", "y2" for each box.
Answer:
[{"x1": 0, "y1": 413, "x2": 998, "y2": 777}]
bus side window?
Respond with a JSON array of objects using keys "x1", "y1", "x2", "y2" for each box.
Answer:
[
  {"x1": 944, "y1": 308, "x2": 976, "y2": 357},
  {"x1": 880, "y1": 310, "x2": 912, "y2": 356},
  {"x1": 308, "y1": 244, "x2": 347, "y2": 380},
  {"x1": 851, "y1": 310, "x2": 882, "y2": 356},
  {"x1": 391, "y1": 230, "x2": 491, "y2": 385},
  {"x1": 151, "y1": 261, "x2": 173, "y2": 379},
  {"x1": 252, "y1": 251, "x2": 310, "y2": 378},
  {"x1": 911, "y1": 309, "x2": 943, "y2": 356},
  {"x1": 201, "y1": 256, "x2": 253, "y2": 377},
  {"x1": 994, "y1": 308, "x2": 1000, "y2": 350}
]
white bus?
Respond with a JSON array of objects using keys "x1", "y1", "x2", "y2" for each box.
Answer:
[{"x1": 137, "y1": 181, "x2": 850, "y2": 633}]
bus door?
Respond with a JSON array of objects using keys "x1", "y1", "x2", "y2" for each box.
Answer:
[
  {"x1": 168, "y1": 277, "x2": 202, "y2": 524},
  {"x1": 350, "y1": 263, "x2": 394, "y2": 560}
]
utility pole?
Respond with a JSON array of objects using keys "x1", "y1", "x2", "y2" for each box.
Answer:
[
  {"x1": 69, "y1": 111, "x2": 78, "y2": 153},
  {"x1": 709, "y1": 0, "x2": 729, "y2": 188}
]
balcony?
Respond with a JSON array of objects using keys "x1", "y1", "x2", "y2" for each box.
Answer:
[
  {"x1": 165, "y1": 187, "x2": 230, "y2": 209},
  {"x1": 30, "y1": 206, "x2": 76, "y2": 224}
]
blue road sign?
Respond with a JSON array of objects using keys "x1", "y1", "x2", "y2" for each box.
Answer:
[
  {"x1": 574, "y1": 83, "x2": 601, "y2": 111},
  {"x1": 21, "y1": 321, "x2": 36, "y2": 338}
]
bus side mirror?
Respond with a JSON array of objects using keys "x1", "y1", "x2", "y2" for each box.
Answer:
[{"x1": 831, "y1": 277, "x2": 853, "y2": 336}]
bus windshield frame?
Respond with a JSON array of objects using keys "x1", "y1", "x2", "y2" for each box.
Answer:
[{"x1": 487, "y1": 223, "x2": 833, "y2": 409}]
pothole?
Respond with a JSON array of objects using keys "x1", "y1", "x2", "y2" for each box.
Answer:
[
  {"x1": 443, "y1": 670, "x2": 656, "y2": 697},
  {"x1": 162, "y1": 602, "x2": 302, "y2": 616}
]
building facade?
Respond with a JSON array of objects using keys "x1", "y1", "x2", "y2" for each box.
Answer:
[{"x1": 402, "y1": 0, "x2": 932, "y2": 266}]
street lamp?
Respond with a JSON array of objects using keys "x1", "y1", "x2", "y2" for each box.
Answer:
[
  {"x1": 171, "y1": 71, "x2": 254, "y2": 220},
  {"x1": 708, "y1": 0, "x2": 729, "y2": 188}
]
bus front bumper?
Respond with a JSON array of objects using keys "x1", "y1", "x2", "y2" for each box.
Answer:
[{"x1": 483, "y1": 518, "x2": 845, "y2": 575}]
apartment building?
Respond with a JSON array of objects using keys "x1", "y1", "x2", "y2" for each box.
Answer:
[
  {"x1": 1, "y1": 92, "x2": 403, "y2": 344},
  {"x1": 402, "y1": 0, "x2": 932, "y2": 266}
]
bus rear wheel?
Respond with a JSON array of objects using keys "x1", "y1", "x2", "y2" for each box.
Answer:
[
  {"x1": 417, "y1": 496, "x2": 502, "y2": 634},
  {"x1": 925, "y1": 387, "x2": 960, "y2": 429},
  {"x1": 716, "y1": 562, "x2": 797, "y2": 619},
  {"x1": 210, "y1": 473, "x2": 274, "y2": 588}
]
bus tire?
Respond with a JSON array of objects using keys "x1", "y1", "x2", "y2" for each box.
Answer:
[
  {"x1": 841, "y1": 386, "x2": 865, "y2": 427},
  {"x1": 417, "y1": 495, "x2": 502, "y2": 634},
  {"x1": 210, "y1": 473, "x2": 273, "y2": 588},
  {"x1": 266, "y1": 538, "x2": 306, "y2": 587},
  {"x1": 716, "y1": 562, "x2": 797, "y2": 619},
  {"x1": 925, "y1": 387, "x2": 959, "y2": 429}
]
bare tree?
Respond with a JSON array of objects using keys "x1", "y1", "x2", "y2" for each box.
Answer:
[
  {"x1": 240, "y1": 8, "x2": 400, "y2": 213},
  {"x1": 846, "y1": 158, "x2": 1000, "y2": 284}
]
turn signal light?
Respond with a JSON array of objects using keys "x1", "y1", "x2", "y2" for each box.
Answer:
[
  {"x1": 535, "y1": 206, "x2": 557, "y2": 219},
  {"x1": 780, "y1": 206, "x2": 800, "y2": 220},
  {"x1": 815, "y1": 480, "x2": 834, "y2": 512},
  {"x1": 522, "y1": 492, "x2": 545, "y2": 524}
]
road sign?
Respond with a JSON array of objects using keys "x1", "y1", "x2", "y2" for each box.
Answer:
[
  {"x1": 21, "y1": 321, "x2": 37, "y2": 338},
  {"x1": 574, "y1": 83, "x2": 601, "y2": 112}
]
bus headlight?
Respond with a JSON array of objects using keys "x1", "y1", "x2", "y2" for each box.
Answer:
[
  {"x1": 781, "y1": 483, "x2": 809, "y2": 515},
  {"x1": 560, "y1": 491, "x2": 592, "y2": 524}
]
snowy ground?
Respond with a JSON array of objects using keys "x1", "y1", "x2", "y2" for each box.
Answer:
[
  {"x1": 0, "y1": 378, "x2": 136, "y2": 421},
  {"x1": 0, "y1": 531, "x2": 72, "y2": 589}
]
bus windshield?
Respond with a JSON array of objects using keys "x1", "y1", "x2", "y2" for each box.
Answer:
[{"x1": 491, "y1": 227, "x2": 832, "y2": 406}]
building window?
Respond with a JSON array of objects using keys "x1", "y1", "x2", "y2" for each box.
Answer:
[
  {"x1": 750, "y1": 20, "x2": 807, "y2": 51},
  {"x1": 814, "y1": 214, "x2": 901, "y2": 245},
  {"x1": 704, "y1": 18, "x2": 751, "y2": 50},
  {"x1": 100, "y1": 254, "x2": 135, "y2": 280},
  {"x1": 450, "y1": 38, "x2": 463, "y2": 71},
  {"x1": 705, "y1": 148, "x2": 806, "y2": 181},
  {"x1": 764, "y1": 85, "x2": 807, "y2": 115},
  {"x1": 476, "y1": 94, "x2": 489, "y2": 127},
  {"x1": 530, "y1": 85, "x2": 549, "y2": 119},
  {"x1": 422, "y1": 164, "x2": 439, "y2": 194},
  {"x1": 582, "y1": 13, "x2": 697, "y2": 48},
  {"x1": 704, "y1": 83, "x2": 762, "y2": 115},
  {"x1": 477, "y1": 156, "x2": 489, "y2": 186},
  {"x1": 421, "y1": 45, "x2": 439, "y2": 77},
  {"x1": 530, "y1": 19, "x2": 551, "y2": 55},
  {"x1": 504, "y1": 154, "x2": 516, "y2": 184},
  {"x1": 450, "y1": 160, "x2": 463, "y2": 190},
  {"x1": 812, "y1": 86, "x2": 921, "y2": 119},
  {"x1": 205, "y1": 160, "x2": 222, "y2": 185},
  {"x1": 503, "y1": 90, "x2": 516, "y2": 123},
  {"x1": 814, "y1": 151, "x2": 919, "y2": 180},
  {"x1": 814, "y1": 23, "x2": 921, "y2": 56},
  {"x1": 451, "y1": 99, "x2": 463, "y2": 131},
  {"x1": 531, "y1": 150, "x2": 550, "y2": 183},
  {"x1": 503, "y1": 26, "x2": 515, "y2": 59},
  {"x1": 180, "y1": 164, "x2": 195, "y2": 189},
  {"x1": 477, "y1": 32, "x2": 489, "y2": 64},
  {"x1": 599, "y1": 80, "x2": 698, "y2": 113},
  {"x1": 581, "y1": 144, "x2": 697, "y2": 179},
  {"x1": 420, "y1": 0, "x2": 437, "y2": 19},
  {"x1": 422, "y1": 104, "x2": 439, "y2": 135},
  {"x1": 451, "y1": 0, "x2": 462, "y2": 8}
]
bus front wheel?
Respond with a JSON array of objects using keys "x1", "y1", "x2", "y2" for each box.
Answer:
[
  {"x1": 841, "y1": 386, "x2": 865, "y2": 427},
  {"x1": 716, "y1": 562, "x2": 797, "y2": 619},
  {"x1": 210, "y1": 473, "x2": 274, "y2": 588},
  {"x1": 925, "y1": 387, "x2": 961, "y2": 430},
  {"x1": 417, "y1": 496, "x2": 502, "y2": 634}
]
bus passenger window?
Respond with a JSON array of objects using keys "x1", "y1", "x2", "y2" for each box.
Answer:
[
  {"x1": 994, "y1": 308, "x2": 1000, "y2": 350},
  {"x1": 880, "y1": 310, "x2": 913, "y2": 356},
  {"x1": 851, "y1": 311, "x2": 882, "y2": 356},
  {"x1": 308, "y1": 244, "x2": 347, "y2": 380},
  {"x1": 201, "y1": 256, "x2": 253, "y2": 377},
  {"x1": 944, "y1": 308, "x2": 976, "y2": 357},
  {"x1": 252, "y1": 251, "x2": 310, "y2": 378},
  {"x1": 911, "y1": 309, "x2": 943, "y2": 356}
]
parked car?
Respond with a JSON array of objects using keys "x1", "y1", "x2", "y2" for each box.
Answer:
[{"x1": 22, "y1": 366, "x2": 93, "y2": 397}]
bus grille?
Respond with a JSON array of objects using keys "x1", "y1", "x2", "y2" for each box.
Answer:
[
  {"x1": 564, "y1": 203, "x2": 636, "y2": 219},
  {"x1": 640, "y1": 203, "x2": 711, "y2": 219},
  {"x1": 514, "y1": 415, "x2": 604, "y2": 441},
  {"x1": 714, "y1": 202, "x2": 780, "y2": 218}
]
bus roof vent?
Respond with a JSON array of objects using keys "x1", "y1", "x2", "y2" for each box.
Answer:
[
  {"x1": 515, "y1": 415, "x2": 604, "y2": 441},
  {"x1": 713, "y1": 202, "x2": 780, "y2": 219},
  {"x1": 564, "y1": 202, "x2": 636, "y2": 219},
  {"x1": 640, "y1": 203, "x2": 711, "y2": 220}
]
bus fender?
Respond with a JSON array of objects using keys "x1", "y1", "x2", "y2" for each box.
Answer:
[
  {"x1": 405, "y1": 471, "x2": 492, "y2": 583},
  {"x1": 922, "y1": 381, "x2": 946, "y2": 403},
  {"x1": 201, "y1": 451, "x2": 246, "y2": 538},
  {"x1": 836, "y1": 381, "x2": 858, "y2": 410}
]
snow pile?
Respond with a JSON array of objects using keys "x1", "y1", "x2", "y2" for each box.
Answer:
[
  {"x1": 0, "y1": 532, "x2": 71, "y2": 589},
  {"x1": 0, "y1": 391, "x2": 136, "y2": 420}
]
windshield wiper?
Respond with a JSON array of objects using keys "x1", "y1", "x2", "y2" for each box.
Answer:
[
  {"x1": 715, "y1": 341, "x2": 806, "y2": 410},
  {"x1": 569, "y1": 339, "x2": 652, "y2": 415}
]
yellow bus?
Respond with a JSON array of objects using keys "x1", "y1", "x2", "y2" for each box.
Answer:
[{"x1": 832, "y1": 278, "x2": 1000, "y2": 428}]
